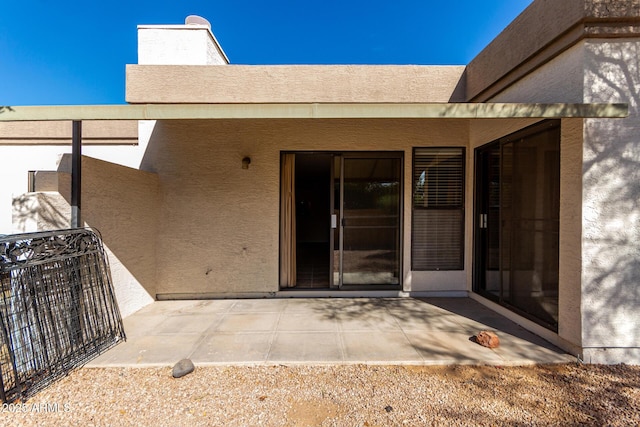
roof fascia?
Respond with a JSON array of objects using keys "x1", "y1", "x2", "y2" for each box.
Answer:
[{"x1": 0, "y1": 103, "x2": 628, "y2": 122}]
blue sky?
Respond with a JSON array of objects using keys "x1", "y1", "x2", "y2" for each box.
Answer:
[{"x1": 0, "y1": 0, "x2": 533, "y2": 105}]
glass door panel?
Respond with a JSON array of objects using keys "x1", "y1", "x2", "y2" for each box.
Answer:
[
  {"x1": 476, "y1": 144, "x2": 501, "y2": 298},
  {"x1": 340, "y1": 157, "x2": 401, "y2": 286},
  {"x1": 332, "y1": 155, "x2": 341, "y2": 288}
]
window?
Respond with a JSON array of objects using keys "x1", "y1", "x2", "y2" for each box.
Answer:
[{"x1": 412, "y1": 147, "x2": 465, "y2": 270}]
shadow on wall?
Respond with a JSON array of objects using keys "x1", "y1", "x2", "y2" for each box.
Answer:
[
  {"x1": 12, "y1": 193, "x2": 70, "y2": 233},
  {"x1": 438, "y1": 100, "x2": 624, "y2": 119},
  {"x1": 582, "y1": 41, "x2": 640, "y2": 352},
  {"x1": 449, "y1": 70, "x2": 467, "y2": 102}
]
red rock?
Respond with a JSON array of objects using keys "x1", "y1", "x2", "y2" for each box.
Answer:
[{"x1": 476, "y1": 331, "x2": 500, "y2": 348}]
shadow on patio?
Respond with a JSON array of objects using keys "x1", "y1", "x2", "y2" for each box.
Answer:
[{"x1": 87, "y1": 298, "x2": 573, "y2": 368}]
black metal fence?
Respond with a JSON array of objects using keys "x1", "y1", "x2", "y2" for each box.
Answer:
[{"x1": 0, "y1": 228, "x2": 125, "y2": 403}]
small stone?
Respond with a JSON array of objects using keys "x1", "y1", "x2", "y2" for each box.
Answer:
[
  {"x1": 172, "y1": 358, "x2": 195, "y2": 378},
  {"x1": 384, "y1": 405, "x2": 393, "y2": 412},
  {"x1": 476, "y1": 331, "x2": 500, "y2": 348}
]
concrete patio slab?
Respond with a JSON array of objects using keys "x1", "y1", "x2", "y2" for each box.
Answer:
[
  {"x1": 269, "y1": 332, "x2": 343, "y2": 362},
  {"x1": 341, "y1": 331, "x2": 422, "y2": 363},
  {"x1": 394, "y1": 312, "x2": 464, "y2": 332},
  {"x1": 229, "y1": 298, "x2": 289, "y2": 313},
  {"x1": 91, "y1": 334, "x2": 204, "y2": 365},
  {"x1": 337, "y1": 312, "x2": 402, "y2": 332},
  {"x1": 189, "y1": 332, "x2": 273, "y2": 363},
  {"x1": 121, "y1": 314, "x2": 169, "y2": 338},
  {"x1": 155, "y1": 313, "x2": 223, "y2": 335},
  {"x1": 87, "y1": 297, "x2": 575, "y2": 368},
  {"x1": 277, "y1": 312, "x2": 340, "y2": 332},
  {"x1": 282, "y1": 297, "x2": 348, "y2": 313},
  {"x1": 214, "y1": 313, "x2": 280, "y2": 332}
]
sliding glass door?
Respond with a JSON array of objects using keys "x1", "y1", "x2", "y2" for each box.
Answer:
[
  {"x1": 474, "y1": 121, "x2": 560, "y2": 330},
  {"x1": 281, "y1": 152, "x2": 402, "y2": 290}
]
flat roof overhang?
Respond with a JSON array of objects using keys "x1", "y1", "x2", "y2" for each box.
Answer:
[
  {"x1": 0, "y1": 103, "x2": 629, "y2": 121},
  {"x1": 1, "y1": 102, "x2": 627, "y2": 230}
]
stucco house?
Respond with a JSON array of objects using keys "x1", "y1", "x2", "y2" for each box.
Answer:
[{"x1": 0, "y1": 0, "x2": 638, "y2": 364}]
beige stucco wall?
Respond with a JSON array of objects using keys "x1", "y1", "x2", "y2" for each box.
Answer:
[
  {"x1": 580, "y1": 39, "x2": 640, "y2": 363},
  {"x1": 126, "y1": 65, "x2": 466, "y2": 104},
  {"x1": 486, "y1": 43, "x2": 586, "y2": 104},
  {"x1": 77, "y1": 156, "x2": 159, "y2": 317},
  {"x1": 558, "y1": 118, "x2": 584, "y2": 352},
  {"x1": 10, "y1": 156, "x2": 160, "y2": 318},
  {"x1": 142, "y1": 118, "x2": 476, "y2": 297}
]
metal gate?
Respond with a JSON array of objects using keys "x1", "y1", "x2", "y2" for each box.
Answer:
[{"x1": 0, "y1": 228, "x2": 125, "y2": 402}]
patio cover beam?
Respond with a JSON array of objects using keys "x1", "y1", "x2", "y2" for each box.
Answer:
[
  {"x1": 0, "y1": 103, "x2": 628, "y2": 121},
  {"x1": 71, "y1": 120, "x2": 81, "y2": 228}
]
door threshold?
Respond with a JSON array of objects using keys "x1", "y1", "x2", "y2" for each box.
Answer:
[{"x1": 277, "y1": 289, "x2": 410, "y2": 298}]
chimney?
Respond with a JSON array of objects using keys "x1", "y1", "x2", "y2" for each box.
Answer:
[{"x1": 137, "y1": 15, "x2": 229, "y2": 65}]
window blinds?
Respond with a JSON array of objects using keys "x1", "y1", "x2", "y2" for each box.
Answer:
[{"x1": 412, "y1": 148, "x2": 464, "y2": 270}]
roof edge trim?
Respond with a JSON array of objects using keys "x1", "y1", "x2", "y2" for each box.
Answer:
[{"x1": 0, "y1": 103, "x2": 628, "y2": 122}]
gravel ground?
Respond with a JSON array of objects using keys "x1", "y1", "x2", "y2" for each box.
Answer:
[{"x1": 1, "y1": 363, "x2": 639, "y2": 426}]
